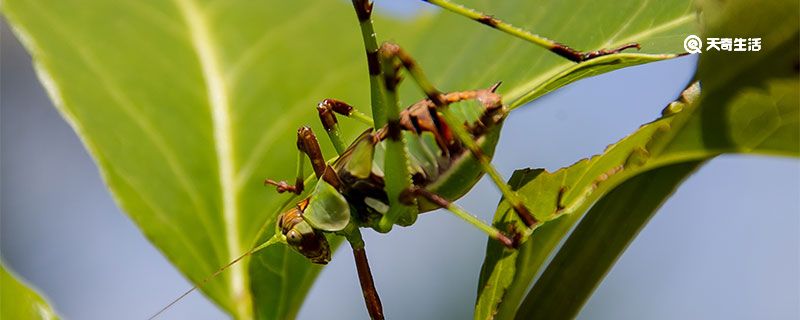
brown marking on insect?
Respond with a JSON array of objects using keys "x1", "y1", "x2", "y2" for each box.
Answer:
[
  {"x1": 367, "y1": 49, "x2": 381, "y2": 75},
  {"x1": 475, "y1": 15, "x2": 499, "y2": 28},
  {"x1": 386, "y1": 118, "x2": 402, "y2": 141},
  {"x1": 550, "y1": 44, "x2": 584, "y2": 62},
  {"x1": 352, "y1": 0, "x2": 373, "y2": 22},
  {"x1": 512, "y1": 203, "x2": 537, "y2": 227},
  {"x1": 411, "y1": 172, "x2": 427, "y2": 186},
  {"x1": 551, "y1": 42, "x2": 641, "y2": 63},
  {"x1": 317, "y1": 102, "x2": 339, "y2": 132},
  {"x1": 397, "y1": 100, "x2": 451, "y2": 153},
  {"x1": 279, "y1": 206, "x2": 303, "y2": 233},
  {"x1": 408, "y1": 187, "x2": 450, "y2": 208},
  {"x1": 505, "y1": 224, "x2": 524, "y2": 249},
  {"x1": 322, "y1": 98, "x2": 355, "y2": 115},
  {"x1": 495, "y1": 232, "x2": 518, "y2": 249},
  {"x1": 408, "y1": 116, "x2": 423, "y2": 134},
  {"x1": 401, "y1": 85, "x2": 504, "y2": 154},
  {"x1": 367, "y1": 84, "x2": 507, "y2": 193},
  {"x1": 582, "y1": 43, "x2": 640, "y2": 60},
  {"x1": 296, "y1": 197, "x2": 310, "y2": 211},
  {"x1": 318, "y1": 98, "x2": 358, "y2": 131},
  {"x1": 297, "y1": 126, "x2": 328, "y2": 179},
  {"x1": 321, "y1": 165, "x2": 343, "y2": 190}
]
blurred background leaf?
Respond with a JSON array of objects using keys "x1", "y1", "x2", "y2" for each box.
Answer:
[
  {"x1": 478, "y1": 0, "x2": 799, "y2": 318},
  {"x1": 1, "y1": 0, "x2": 695, "y2": 318},
  {"x1": 1, "y1": 263, "x2": 60, "y2": 320}
]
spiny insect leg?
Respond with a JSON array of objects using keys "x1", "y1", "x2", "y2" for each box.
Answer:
[
  {"x1": 379, "y1": 42, "x2": 538, "y2": 228},
  {"x1": 422, "y1": 0, "x2": 640, "y2": 63},
  {"x1": 439, "y1": 107, "x2": 538, "y2": 228},
  {"x1": 351, "y1": 0, "x2": 388, "y2": 127},
  {"x1": 409, "y1": 187, "x2": 521, "y2": 249},
  {"x1": 375, "y1": 43, "x2": 421, "y2": 232},
  {"x1": 317, "y1": 98, "x2": 374, "y2": 154}
]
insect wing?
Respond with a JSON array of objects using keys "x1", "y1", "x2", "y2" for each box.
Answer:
[
  {"x1": 304, "y1": 180, "x2": 351, "y2": 231},
  {"x1": 336, "y1": 129, "x2": 376, "y2": 179}
]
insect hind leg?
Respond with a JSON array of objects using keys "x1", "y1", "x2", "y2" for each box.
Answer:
[
  {"x1": 409, "y1": 187, "x2": 521, "y2": 249},
  {"x1": 422, "y1": 0, "x2": 640, "y2": 63}
]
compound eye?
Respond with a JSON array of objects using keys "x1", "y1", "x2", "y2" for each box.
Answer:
[{"x1": 286, "y1": 229, "x2": 302, "y2": 245}]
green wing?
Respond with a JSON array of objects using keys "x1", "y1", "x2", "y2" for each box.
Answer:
[{"x1": 303, "y1": 180, "x2": 351, "y2": 232}]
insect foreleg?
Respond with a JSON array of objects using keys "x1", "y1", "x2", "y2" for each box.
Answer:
[
  {"x1": 317, "y1": 98, "x2": 374, "y2": 154},
  {"x1": 379, "y1": 42, "x2": 538, "y2": 229},
  {"x1": 266, "y1": 126, "x2": 341, "y2": 193},
  {"x1": 421, "y1": 0, "x2": 640, "y2": 63},
  {"x1": 264, "y1": 129, "x2": 311, "y2": 194}
]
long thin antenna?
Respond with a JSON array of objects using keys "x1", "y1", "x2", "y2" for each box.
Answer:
[{"x1": 147, "y1": 234, "x2": 283, "y2": 320}]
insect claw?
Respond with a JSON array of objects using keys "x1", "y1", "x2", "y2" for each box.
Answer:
[{"x1": 264, "y1": 179, "x2": 303, "y2": 194}]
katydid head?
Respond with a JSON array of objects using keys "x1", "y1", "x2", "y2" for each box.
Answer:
[{"x1": 278, "y1": 198, "x2": 332, "y2": 264}]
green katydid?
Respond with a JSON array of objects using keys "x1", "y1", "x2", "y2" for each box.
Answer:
[{"x1": 150, "y1": 1, "x2": 643, "y2": 319}]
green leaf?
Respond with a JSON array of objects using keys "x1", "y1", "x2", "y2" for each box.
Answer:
[
  {"x1": 477, "y1": 0, "x2": 799, "y2": 318},
  {"x1": 515, "y1": 162, "x2": 703, "y2": 320},
  {"x1": 1, "y1": 0, "x2": 695, "y2": 318},
  {"x1": 1, "y1": 263, "x2": 60, "y2": 320}
]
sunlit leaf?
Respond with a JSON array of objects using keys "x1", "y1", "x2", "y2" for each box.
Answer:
[{"x1": 2, "y1": 0, "x2": 695, "y2": 318}]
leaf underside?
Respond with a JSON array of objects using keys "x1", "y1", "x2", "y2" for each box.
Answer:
[{"x1": 2, "y1": 0, "x2": 698, "y2": 318}]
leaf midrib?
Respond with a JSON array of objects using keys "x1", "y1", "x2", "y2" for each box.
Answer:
[{"x1": 173, "y1": 0, "x2": 248, "y2": 317}]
